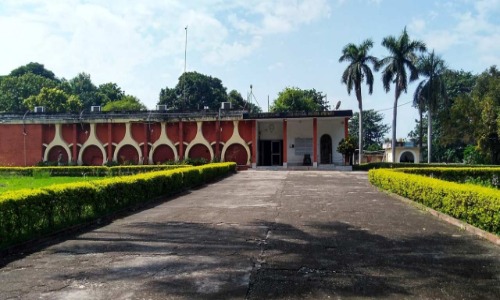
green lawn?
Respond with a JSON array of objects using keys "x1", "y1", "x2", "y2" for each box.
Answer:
[{"x1": 0, "y1": 176, "x2": 102, "y2": 193}]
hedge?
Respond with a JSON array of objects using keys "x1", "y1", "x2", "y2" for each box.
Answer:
[
  {"x1": 394, "y1": 167, "x2": 500, "y2": 188},
  {"x1": 0, "y1": 165, "x2": 190, "y2": 177},
  {"x1": 369, "y1": 169, "x2": 500, "y2": 235},
  {"x1": 0, "y1": 162, "x2": 236, "y2": 250},
  {"x1": 353, "y1": 162, "x2": 497, "y2": 171}
]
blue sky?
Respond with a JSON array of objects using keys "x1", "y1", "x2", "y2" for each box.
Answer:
[{"x1": 1, "y1": 0, "x2": 499, "y2": 138}]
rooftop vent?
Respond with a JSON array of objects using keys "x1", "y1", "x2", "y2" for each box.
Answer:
[
  {"x1": 34, "y1": 106, "x2": 45, "y2": 113},
  {"x1": 156, "y1": 105, "x2": 168, "y2": 111},
  {"x1": 220, "y1": 102, "x2": 232, "y2": 110}
]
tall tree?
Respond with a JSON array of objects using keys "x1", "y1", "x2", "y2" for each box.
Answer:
[
  {"x1": 378, "y1": 27, "x2": 426, "y2": 162},
  {"x1": 69, "y1": 73, "x2": 105, "y2": 109},
  {"x1": 158, "y1": 72, "x2": 228, "y2": 111},
  {"x1": 0, "y1": 73, "x2": 57, "y2": 112},
  {"x1": 475, "y1": 66, "x2": 500, "y2": 163},
  {"x1": 23, "y1": 87, "x2": 82, "y2": 113},
  {"x1": 348, "y1": 110, "x2": 390, "y2": 150},
  {"x1": 98, "y1": 82, "x2": 125, "y2": 103},
  {"x1": 270, "y1": 87, "x2": 327, "y2": 113},
  {"x1": 339, "y1": 39, "x2": 378, "y2": 164},
  {"x1": 413, "y1": 51, "x2": 447, "y2": 163},
  {"x1": 9, "y1": 62, "x2": 58, "y2": 81}
]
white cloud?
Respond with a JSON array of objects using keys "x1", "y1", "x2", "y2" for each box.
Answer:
[
  {"x1": 422, "y1": 30, "x2": 460, "y2": 52},
  {"x1": 0, "y1": 0, "x2": 331, "y2": 108},
  {"x1": 417, "y1": 0, "x2": 500, "y2": 67},
  {"x1": 409, "y1": 18, "x2": 426, "y2": 33}
]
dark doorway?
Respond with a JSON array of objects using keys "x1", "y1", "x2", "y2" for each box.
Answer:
[
  {"x1": 399, "y1": 151, "x2": 415, "y2": 163},
  {"x1": 258, "y1": 140, "x2": 282, "y2": 166},
  {"x1": 320, "y1": 134, "x2": 332, "y2": 164}
]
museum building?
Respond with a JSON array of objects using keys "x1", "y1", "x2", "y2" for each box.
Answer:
[{"x1": 0, "y1": 108, "x2": 352, "y2": 168}]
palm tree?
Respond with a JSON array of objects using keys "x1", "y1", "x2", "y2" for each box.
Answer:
[
  {"x1": 339, "y1": 39, "x2": 378, "y2": 164},
  {"x1": 412, "y1": 85, "x2": 426, "y2": 162},
  {"x1": 413, "y1": 50, "x2": 447, "y2": 163},
  {"x1": 378, "y1": 28, "x2": 426, "y2": 162}
]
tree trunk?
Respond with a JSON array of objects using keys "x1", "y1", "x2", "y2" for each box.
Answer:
[
  {"x1": 392, "y1": 92, "x2": 398, "y2": 163},
  {"x1": 419, "y1": 110, "x2": 423, "y2": 162},
  {"x1": 427, "y1": 108, "x2": 432, "y2": 163},
  {"x1": 357, "y1": 87, "x2": 363, "y2": 165}
]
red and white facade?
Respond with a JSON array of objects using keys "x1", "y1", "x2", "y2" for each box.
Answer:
[{"x1": 0, "y1": 110, "x2": 352, "y2": 168}]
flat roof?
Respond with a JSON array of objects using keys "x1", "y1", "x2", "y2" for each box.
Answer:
[{"x1": 0, "y1": 109, "x2": 353, "y2": 124}]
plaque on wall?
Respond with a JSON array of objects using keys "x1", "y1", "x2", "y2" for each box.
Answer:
[{"x1": 295, "y1": 138, "x2": 312, "y2": 156}]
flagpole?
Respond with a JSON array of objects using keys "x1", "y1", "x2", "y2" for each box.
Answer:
[{"x1": 184, "y1": 26, "x2": 188, "y2": 106}]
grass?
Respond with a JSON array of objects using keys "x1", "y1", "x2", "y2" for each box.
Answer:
[{"x1": 0, "y1": 175, "x2": 102, "y2": 193}]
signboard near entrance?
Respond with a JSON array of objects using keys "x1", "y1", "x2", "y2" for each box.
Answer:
[{"x1": 295, "y1": 138, "x2": 312, "y2": 156}]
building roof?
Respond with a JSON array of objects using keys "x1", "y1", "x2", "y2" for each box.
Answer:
[{"x1": 0, "y1": 109, "x2": 353, "y2": 124}]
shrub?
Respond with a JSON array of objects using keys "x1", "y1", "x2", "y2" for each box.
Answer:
[
  {"x1": 0, "y1": 162, "x2": 236, "y2": 250},
  {"x1": 353, "y1": 162, "x2": 498, "y2": 171},
  {"x1": 369, "y1": 168, "x2": 500, "y2": 235},
  {"x1": 396, "y1": 167, "x2": 500, "y2": 188},
  {"x1": 0, "y1": 165, "x2": 189, "y2": 177}
]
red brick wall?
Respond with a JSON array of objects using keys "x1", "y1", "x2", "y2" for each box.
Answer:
[
  {"x1": 0, "y1": 119, "x2": 255, "y2": 166},
  {"x1": 0, "y1": 124, "x2": 43, "y2": 166}
]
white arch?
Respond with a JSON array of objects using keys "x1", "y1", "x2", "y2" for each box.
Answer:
[
  {"x1": 77, "y1": 123, "x2": 107, "y2": 165},
  {"x1": 398, "y1": 150, "x2": 417, "y2": 163},
  {"x1": 185, "y1": 121, "x2": 214, "y2": 160},
  {"x1": 149, "y1": 122, "x2": 178, "y2": 163},
  {"x1": 112, "y1": 122, "x2": 143, "y2": 164},
  {"x1": 221, "y1": 120, "x2": 251, "y2": 165},
  {"x1": 43, "y1": 123, "x2": 72, "y2": 162}
]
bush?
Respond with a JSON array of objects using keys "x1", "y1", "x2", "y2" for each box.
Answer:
[
  {"x1": 0, "y1": 165, "x2": 189, "y2": 177},
  {"x1": 395, "y1": 167, "x2": 500, "y2": 188},
  {"x1": 369, "y1": 168, "x2": 500, "y2": 235},
  {"x1": 353, "y1": 162, "x2": 498, "y2": 171},
  {"x1": 0, "y1": 162, "x2": 236, "y2": 250}
]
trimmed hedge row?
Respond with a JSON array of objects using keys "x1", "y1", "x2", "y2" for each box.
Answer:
[
  {"x1": 353, "y1": 162, "x2": 497, "y2": 171},
  {"x1": 369, "y1": 168, "x2": 500, "y2": 235},
  {"x1": 396, "y1": 167, "x2": 500, "y2": 188},
  {"x1": 0, "y1": 165, "x2": 190, "y2": 177},
  {"x1": 0, "y1": 162, "x2": 236, "y2": 250}
]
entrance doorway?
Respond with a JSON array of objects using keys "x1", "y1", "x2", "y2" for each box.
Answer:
[
  {"x1": 399, "y1": 151, "x2": 415, "y2": 163},
  {"x1": 320, "y1": 134, "x2": 332, "y2": 164},
  {"x1": 258, "y1": 140, "x2": 283, "y2": 166}
]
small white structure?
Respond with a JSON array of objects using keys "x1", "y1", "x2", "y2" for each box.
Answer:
[{"x1": 383, "y1": 141, "x2": 421, "y2": 163}]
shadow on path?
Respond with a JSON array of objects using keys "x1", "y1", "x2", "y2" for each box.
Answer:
[{"x1": 41, "y1": 220, "x2": 500, "y2": 299}]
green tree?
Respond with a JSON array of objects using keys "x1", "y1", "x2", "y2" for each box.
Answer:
[
  {"x1": 158, "y1": 71, "x2": 228, "y2": 111},
  {"x1": 348, "y1": 110, "x2": 389, "y2": 150},
  {"x1": 413, "y1": 50, "x2": 447, "y2": 163},
  {"x1": 339, "y1": 39, "x2": 378, "y2": 164},
  {"x1": 378, "y1": 27, "x2": 426, "y2": 161},
  {"x1": 66, "y1": 95, "x2": 84, "y2": 112},
  {"x1": 23, "y1": 87, "x2": 72, "y2": 112},
  {"x1": 433, "y1": 69, "x2": 478, "y2": 162},
  {"x1": 438, "y1": 66, "x2": 500, "y2": 164},
  {"x1": 336, "y1": 137, "x2": 356, "y2": 165},
  {"x1": 270, "y1": 87, "x2": 327, "y2": 113},
  {"x1": 0, "y1": 73, "x2": 58, "y2": 112},
  {"x1": 69, "y1": 73, "x2": 105, "y2": 109},
  {"x1": 9, "y1": 62, "x2": 58, "y2": 81},
  {"x1": 98, "y1": 82, "x2": 125, "y2": 104},
  {"x1": 463, "y1": 145, "x2": 486, "y2": 164},
  {"x1": 102, "y1": 95, "x2": 146, "y2": 112},
  {"x1": 441, "y1": 69, "x2": 477, "y2": 100}
]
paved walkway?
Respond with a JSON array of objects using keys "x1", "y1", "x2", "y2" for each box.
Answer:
[{"x1": 1, "y1": 171, "x2": 499, "y2": 299}]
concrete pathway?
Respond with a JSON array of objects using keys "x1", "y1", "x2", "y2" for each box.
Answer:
[{"x1": 1, "y1": 171, "x2": 499, "y2": 299}]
